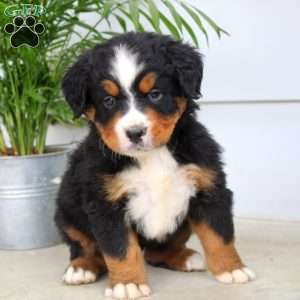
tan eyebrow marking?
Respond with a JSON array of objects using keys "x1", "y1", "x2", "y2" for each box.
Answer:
[
  {"x1": 138, "y1": 72, "x2": 157, "y2": 94},
  {"x1": 101, "y1": 79, "x2": 120, "y2": 97}
]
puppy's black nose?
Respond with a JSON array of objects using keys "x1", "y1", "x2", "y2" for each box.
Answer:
[{"x1": 126, "y1": 126, "x2": 147, "y2": 143}]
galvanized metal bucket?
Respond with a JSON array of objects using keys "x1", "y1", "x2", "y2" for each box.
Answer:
[{"x1": 0, "y1": 145, "x2": 73, "y2": 250}]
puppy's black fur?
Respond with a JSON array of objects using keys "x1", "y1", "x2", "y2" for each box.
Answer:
[{"x1": 55, "y1": 32, "x2": 233, "y2": 263}]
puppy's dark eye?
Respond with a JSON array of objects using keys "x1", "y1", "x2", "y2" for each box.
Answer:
[
  {"x1": 148, "y1": 89, "x2": 163, "y2": 103},
  {"x1": 103, "y1": 96, "x2": 115, "y2": 109}
]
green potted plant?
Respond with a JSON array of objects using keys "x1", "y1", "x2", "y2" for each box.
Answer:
[{"x1": 0, "y1": 0, "x2": 227, "y2": 249}]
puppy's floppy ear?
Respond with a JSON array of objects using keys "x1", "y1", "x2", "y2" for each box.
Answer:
[
  {"x1": 167, "y1": 41, "x2": 203, "y2": 99},
  {"x1": 62, "y1": 50, "x2": 92, "y2": 117}
]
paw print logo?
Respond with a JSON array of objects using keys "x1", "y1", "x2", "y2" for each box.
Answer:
[{"x1": 4, "y1": 16, "x2": 45, "y2": 48}]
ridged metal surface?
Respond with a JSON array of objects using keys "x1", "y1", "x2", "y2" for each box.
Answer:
[{"x1": 0, "y1": 146, "x2": 72, "y2": 250}]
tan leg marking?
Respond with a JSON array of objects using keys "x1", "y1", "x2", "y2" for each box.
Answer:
[
  {"x1": 145, "y1": 223, "x2": 206, "y2": 272},
  {"x1": 190, "y1": 222, "x2": 244, "y2": 275},
  {"x1": 63, "y1": 227, "x2": 107, "y2": 285},
  {"x1": 103, "y1": 231, "x2": 150, "y2": 299},
  {"x1": 64, "y1": 227, "x2": 98, "y2": 257},
  {"x1": 103, "y1": 232, "x2": 147, "y2": 287},
  {"x1": 181, "y1": 164, "x2": 216, "y2": 191}
]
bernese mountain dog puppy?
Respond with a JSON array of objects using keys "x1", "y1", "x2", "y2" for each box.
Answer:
[{"x1": 55, "y1": 32, "x2": 255, "y2": 299}]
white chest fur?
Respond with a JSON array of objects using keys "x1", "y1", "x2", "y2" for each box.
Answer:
[{"x1": 119, "y1": 147, "x2": 197, "y2": 241}]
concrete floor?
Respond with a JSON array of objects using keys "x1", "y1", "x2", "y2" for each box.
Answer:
[{"x1": 0, "y1": 219, "x2": 299, "y2": 300}]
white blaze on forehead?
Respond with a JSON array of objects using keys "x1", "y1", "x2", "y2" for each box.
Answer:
[
  {"x1": 110, "y1": 44, "x2": 150, "y2": 152},
  {"x1": 110, "y1": 45, "x2": 144, "y2": 91}
]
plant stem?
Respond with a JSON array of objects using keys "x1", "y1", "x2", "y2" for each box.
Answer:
[
  {"x1": 36, "y1": 115, "x2": 49, "y2": 154},
  {"x1": 2, "y1": 114, "x2": 17, "y2": 155},
  {"x1": 0, "y1": 128, "x2": 7, "y2": 155}
]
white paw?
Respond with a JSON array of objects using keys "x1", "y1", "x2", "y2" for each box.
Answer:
[
  {"x1": 63, "y1": 266, "x2": 97, "y2": 285},
  {"x1": 215, "y1": 267, "x2": 256, "y2": 284},
  {"x1": 105, "y1": 282, "x2": 151, "y2": 300},
  {"x1": 185, "y1": 252, "x2": 206, "y2": 271}
]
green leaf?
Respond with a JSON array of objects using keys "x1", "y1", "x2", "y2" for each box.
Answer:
[
  {"x1": 114, "y1": 13, "x2": 127, "y2": 32},
  {"x1": 0, "y1": 1, "x2": 11, "y2": 27},
  {"x1": 192, "y1": 6, "x2": 229, "y2": 38},
  {"x1": 102, "y1": 31, "x2": 121, "y2": 37},
  {"x1": 180, "y1": 2, "x2": 209, "y2": 44},
  {"x1": 119, "y1": 6, "x2": 144, "y2": 32},
  {"x1": 159, "y1": 11, "x2": 181, "y2": 40},
  {"x1": 102, "y1": 1, "x2": 114, "y2": 19},
  {"x1": 75, "y1": 20, "x2": 103, "y2": 39},
  {"x1": 146, "y1": 0, "x2": 160, "y2": 31},
  {"x1": 163, "y1": 0, "x2": 183, "y2": 33},
  {"x1": 179, "y1": 16, "x2": 198, "y2": 47},
  {"x1": 139, "y1": 9, "x2": 160, "y2": 32},
  {"x1": 128, "y1": 0, "x2": 140, "y2": 31}
]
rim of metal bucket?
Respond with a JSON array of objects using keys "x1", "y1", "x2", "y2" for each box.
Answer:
[{"x1": 0, "y1": 142, "x2": 78, "y2": 160}]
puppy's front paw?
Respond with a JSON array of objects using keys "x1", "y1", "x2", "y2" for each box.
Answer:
[
  {"x1": 105, "y1": 283, "x2": 151, "y2": 300},
  {"x1": 63, "y1": 266, "x2": 97, "y2": 285},
  {"x1": 215, "y1": 267, "x2": 256, "y2": 284}
]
